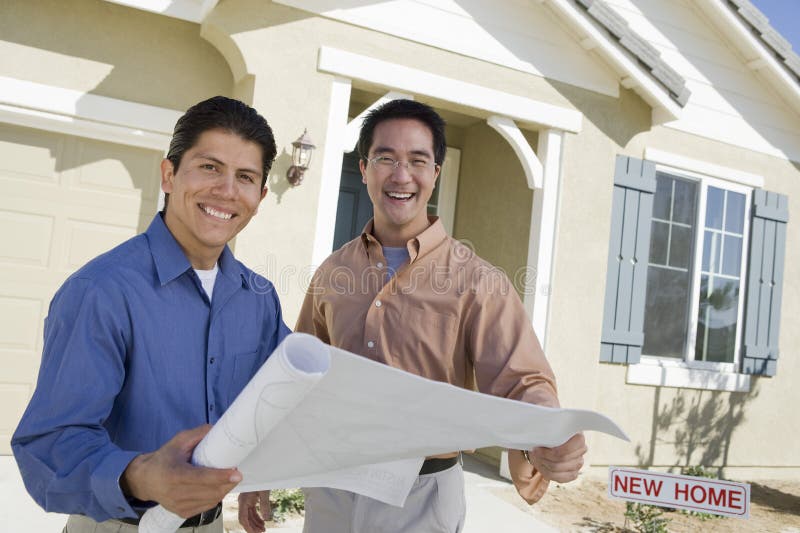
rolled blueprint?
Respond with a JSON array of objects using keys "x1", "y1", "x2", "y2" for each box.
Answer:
[
  {"x1": 139, "y1": 333, "x2": 330, "y2": 533},
  {"x1": 141, "y1": 332, "x2": 629, "y2": 533}
]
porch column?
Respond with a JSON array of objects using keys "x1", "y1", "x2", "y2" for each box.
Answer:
[{"x1": 525, "y1": 129, "x2": 564, "y2": 349}]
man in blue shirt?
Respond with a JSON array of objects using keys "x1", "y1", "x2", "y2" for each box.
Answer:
[{"x1": 12, "y1": 96, "x2": 290, "y2": 532}]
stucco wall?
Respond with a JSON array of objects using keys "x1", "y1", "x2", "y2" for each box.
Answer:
[
  {"x1": 453, "y1": 123, "x2": 534, "y2": 294},
  {"x1": 546, "y1": 84, "x2": 800, "y2": 478},
  {"x1": 204, "y1": 0, "x2": 799, "y2": 476},
  {"x1": 0, "y1": 0, "x2": 233, "y2": 110},
  {"x1": 205, "y1": 0, "x2": 578, "y2": 323},
  {"x1": 3, "y1": 0, "x2": 797, "y2": 476}
]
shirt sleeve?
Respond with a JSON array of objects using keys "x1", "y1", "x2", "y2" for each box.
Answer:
[
  {"x1": 465, "y1": 271, "x2": 559, "y2": 504},
  {"x1": 11, "y1": 277, "x2": 140, "y2": 521},
  {"x1": 294, "y1": 268, "x2": 331, "y2": 343}
]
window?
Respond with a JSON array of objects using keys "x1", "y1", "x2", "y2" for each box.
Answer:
[
  {"x1": 642, "y1": 172, "x2": 750, "y2": 368},
  {"x1": 600, "y1": 154, "x2": 787, "y2": 392}
]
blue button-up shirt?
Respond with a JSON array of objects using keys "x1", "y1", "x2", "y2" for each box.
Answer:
[{"x1": 12, "y1": 214, "x2": 290, "y2": 522}]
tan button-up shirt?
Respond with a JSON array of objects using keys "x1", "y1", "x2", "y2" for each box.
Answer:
[{"x1": 295, "y1": 218, "x2": 559, "y2": 503}]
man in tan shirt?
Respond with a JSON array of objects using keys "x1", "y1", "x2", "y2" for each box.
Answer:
[{"x1": 238, "y1": 100, "x2": 586, "y2": 533}]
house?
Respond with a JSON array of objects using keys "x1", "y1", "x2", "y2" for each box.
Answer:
[{"x1": 0, "y1": 0, "x2": 797, "y2": 483}]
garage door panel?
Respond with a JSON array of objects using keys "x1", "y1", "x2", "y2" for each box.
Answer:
[
  {"x1": 0, "y1": 124, "x2": 162, "y2": 455},
  {"x1": 0, "y1": 296, "x2": 41, "y2": 351},
  {"x1": 0, "y1": 210, "x2": 53, "y2": 267},
  {"x1": 72, "y1": 140, "x2": 161, "y2": 201},
  {"x1": 0, "y1": 351, "x2": 39, "y2": 386},
  {"x1": 0, "y1": 126, "x2": 62, "y2": 183},
  {"x1": 65, "y1": 219, "x2": 138, "y2": 269}
]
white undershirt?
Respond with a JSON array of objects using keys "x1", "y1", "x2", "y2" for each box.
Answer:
[{"x1": 194, "y1": 263, "x2": 219, "y2": 300}]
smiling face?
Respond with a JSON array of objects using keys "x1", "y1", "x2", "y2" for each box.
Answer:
[
  {"x1": 360, "y1": 118, "x2": 441, "y2": 247},
  {"x1": 161, "y1": 128, "x2": 267, "y2": 269}
]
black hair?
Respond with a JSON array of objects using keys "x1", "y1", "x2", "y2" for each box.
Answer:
[
  {"x1": 356, "y1": 99, "x2": 446, "y2": 165},
  {"x1": 164, "y1": 96, "x2": 276, "y2": 206}
]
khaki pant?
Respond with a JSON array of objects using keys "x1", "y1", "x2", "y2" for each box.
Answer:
[
  {"x1": 63, "y1": 513, "x2": 223, "y2": 533},
  {"x1": 303, "y1": 463, "x2": 466, "y2": 533}
]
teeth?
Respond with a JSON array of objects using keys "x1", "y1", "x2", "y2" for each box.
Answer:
[
  {"x1": 203, "y1": 206, "x2": 233, "y2": 220},
  {"x1": 387, "y1": 192, "x2": 413, "y2": 200}
]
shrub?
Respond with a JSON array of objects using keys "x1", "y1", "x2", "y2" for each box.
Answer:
[
  {"x1": 624, "y1": 502, "x2": 670, "y2": 532},
  {"x1": 269, "y1": 488, "x2": 305, "y2": 522}
]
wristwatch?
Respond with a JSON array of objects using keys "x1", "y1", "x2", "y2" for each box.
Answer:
[{"x1": 521, "y1": 449, "x2": 533, "y2": 466}]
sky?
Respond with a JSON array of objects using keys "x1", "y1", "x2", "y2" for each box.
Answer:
[{"x1": 750, "y1": 0, "x2": 800, "y2": 52}]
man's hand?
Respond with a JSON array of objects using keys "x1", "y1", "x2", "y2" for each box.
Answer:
[
  {"x1": 530, "y1": 432, "x2": 587, "y2": 483},
  {"x1": 121, "y1": 425, "x2": 242, "y2": 518},
  {"x1": 238, "y1": 490, "x2": 272, "y2": 533}
]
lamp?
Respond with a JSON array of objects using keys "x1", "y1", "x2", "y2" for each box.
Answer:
[{"x1": 286, "y1": 129, "x2": 316, "y2": 186}]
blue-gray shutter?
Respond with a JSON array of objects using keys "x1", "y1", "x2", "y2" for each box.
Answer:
[
  {"x1": 742, "y1": 190, "x2": 788, "y2": 376},
  {"x1": 600, "y1": 155, "x2": 656, "y2": 364}
]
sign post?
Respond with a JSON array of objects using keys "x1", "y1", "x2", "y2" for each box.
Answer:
[{"x1": 608, "y1": 467, "x2": 750, "y2": 519}]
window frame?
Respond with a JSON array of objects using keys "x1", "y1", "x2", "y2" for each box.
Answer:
[{"x1": 627, "y1": 162, "x2": 754, "y2": 392}]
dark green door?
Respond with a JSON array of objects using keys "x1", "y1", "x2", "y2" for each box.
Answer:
[{"x1": 333, "y1": 152, "x2": 373, "y2": 250}]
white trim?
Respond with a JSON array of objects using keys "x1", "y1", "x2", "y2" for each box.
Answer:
[
  {"x1": 437, "y1": 147, "x2": 461, "y2": 235},
  {"x1": 644, "y1": 148, "x2": 765, "y2": 188},
  {"x1": 317, "y1": 47, "x2": 583, "y2": 133},
  {"x1": 695, "y1": 0, "x2": 800, "y2": 114},
  {"x1": 627, "y1": 357, "x2": 751, "y2": 393},
  {"x1": 0, "y1": 76, "x2": 181, "y2": 150},
  {"x1": 342, "y1": 92, "x2": 413, "y2": 153},
  {"x1": 311, "y1": 77, "x2": 352, "y2": 267},
  {"x1": 525, "y1": 129, "x2": 564, "y2": 347},
  {"x1": 486, "y1": 116, "x2": 543, "y2": 190},
  {"x1": 545, "y1": 0, "x2": 684, "y2": 123},
  {"x1": 102, "y1": 0, "x2": 218, "y2": 23}
]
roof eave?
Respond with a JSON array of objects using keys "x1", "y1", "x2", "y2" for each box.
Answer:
[
  {"x1": 101, "y1": 0, "x2": 218, "y2": 23},
  {"x1": 695, "y1": 0, "x2": 800, "y2": 114},
  {"x1": 546, "y1": 0, "x2": 686, "y2": 124}
]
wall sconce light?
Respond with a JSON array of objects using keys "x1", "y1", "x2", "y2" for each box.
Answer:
[{"x1": 286, "y1": 129, "x2": 316, "y2": 186}]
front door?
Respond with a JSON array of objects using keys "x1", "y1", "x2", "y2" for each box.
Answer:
[{"x1": 333, "y1": 152, "x2": 373, "y2": 250}]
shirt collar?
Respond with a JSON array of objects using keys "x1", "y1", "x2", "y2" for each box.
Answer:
[
  {"x1": 360, "y1": 217, "x2": 447, "y2": 262},
  {"x1": 145, "y1": 213, "x2": 245, "y2": 288}
]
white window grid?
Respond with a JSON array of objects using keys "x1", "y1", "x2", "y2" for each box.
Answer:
[{"x1": 644, "y1": 165, "x2": 752, "y2": 373}]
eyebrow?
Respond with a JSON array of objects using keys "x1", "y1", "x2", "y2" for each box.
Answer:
[
  {"x1": 372, "y1": 146, "x2": 433, "y2": 158},
  {"x1": 193, "y1": 153, "x2": 262, "y2": 177}
]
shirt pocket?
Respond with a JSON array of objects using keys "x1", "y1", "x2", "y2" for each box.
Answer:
[
  {"x1": 391, "y1": 304, "x2": 458, "y2": 378},
  {"x1": 226, "y1": 349, "x2": 260, "y2": 406}
]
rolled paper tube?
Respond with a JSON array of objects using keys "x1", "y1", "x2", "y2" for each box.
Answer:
[{"x1": 139, "y1": 334, "x2": 330, "y2": 533}]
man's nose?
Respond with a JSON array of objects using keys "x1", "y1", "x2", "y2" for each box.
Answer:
[
  {"x1": 213, "y1": 172, "x2": 237, "y2": 198},
  {"x1": 390, "y1": 163, "x2": 413, "y2": 183}
]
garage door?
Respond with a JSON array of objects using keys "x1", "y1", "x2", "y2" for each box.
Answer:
[{"x1": 0, "y1": 123, "x2": 162, "y2": 454}]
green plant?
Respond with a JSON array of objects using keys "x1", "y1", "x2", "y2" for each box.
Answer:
[
  {"x1": 269, "y1": 488, "x2": 305, "y2": 522},
  {"x1": 624, "y1": 501, "x2": 670, "y2": 533},
  {"x1": 679, "y1": 466, "x2": 725, "y2": 521}
]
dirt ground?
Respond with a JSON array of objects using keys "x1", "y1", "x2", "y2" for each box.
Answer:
[{"x1": 492, "y1": 477, "x2": 800, "y2": 532}]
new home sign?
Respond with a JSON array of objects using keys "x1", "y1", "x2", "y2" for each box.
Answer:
[{"x1": 608, "y1": 467, "x2": 750, "y2": 518}]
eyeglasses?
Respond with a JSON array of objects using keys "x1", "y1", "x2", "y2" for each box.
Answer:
[{"x1": 367, "y1": 156, "x2": 440, "y2": 174}]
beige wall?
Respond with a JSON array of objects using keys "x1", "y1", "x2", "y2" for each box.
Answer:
[
  {"x1": 545, "y1": 84, "x2": 800, "y2": 478},
  {"x1": 203, "y1": 0, "x2": 577, "y2": 322},
  {"x1": 0, "y1": 0, "x2": 234, "y2": 110},
  {"x1": 202, "y1": 0, "x2": 799, "y2": 476},
  {"x1": 453, "y1": 123, "x2": 534, "y2": 295},
  {"x1": 1, "y1": 0, "x2": 797, "y2": 475}
]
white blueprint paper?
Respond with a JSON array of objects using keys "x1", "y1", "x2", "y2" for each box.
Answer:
[{"x1": 140, "y1": 333, "x2": 628, "y2": 533}]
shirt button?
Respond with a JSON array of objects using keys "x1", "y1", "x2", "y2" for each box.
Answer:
[
  {"x1": 377, "y1": 262, "x2": 384, "y2": 268},
  {"x1": 209, "y1": 404, "x2": 214, "y2": 412},
  {"x1": 375, "y1": 300, "x2": 382, "y2": 308},
  {"x1": 367, "y1": 341, "x2": 375, "y2": 348},
  {"x1": 209, "y1": 357, "x2": 215, "y2": 365},
  {"x1": 117, "y1": 507, "x2": 126, "y2": 513}
]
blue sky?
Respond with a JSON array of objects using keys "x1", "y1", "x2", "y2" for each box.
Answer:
[{"x1": 750, "y1": 0, "x2": 800, "y2": 52}]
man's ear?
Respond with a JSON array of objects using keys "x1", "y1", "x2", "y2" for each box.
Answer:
[
  {"x1": 360, "y1": 159, "x2": 368, "y2": 185},
  {"x1": 160, "y1": 159, "x2": 175, "y2": 193},
  {"x1": 253, "y1": 185, "x2": 268, "y2": 215}
]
